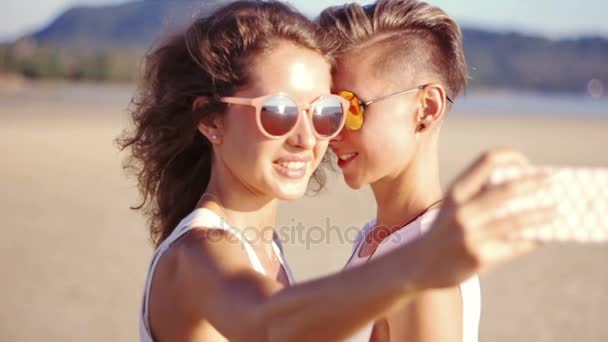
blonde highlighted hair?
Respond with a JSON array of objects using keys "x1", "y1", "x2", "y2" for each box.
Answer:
[{"x1": 319, "y1": 0, "x2": 467, "y2": 98}]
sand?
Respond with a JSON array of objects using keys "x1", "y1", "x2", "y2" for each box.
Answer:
[{"x1": 1, "y1": 82, "x2": 607, "y2": 341}]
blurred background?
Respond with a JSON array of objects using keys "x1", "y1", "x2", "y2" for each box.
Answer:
[{"x1": 1, "y1": 0, "x2": 606, "y2": 341}]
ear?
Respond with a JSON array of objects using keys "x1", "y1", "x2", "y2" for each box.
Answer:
[
  {"x1": 193, "y1": 96, "x2": 224, "y2": 144},
  {"x1": 416, "y1": 84, "x2": 448, "y2": 133}
]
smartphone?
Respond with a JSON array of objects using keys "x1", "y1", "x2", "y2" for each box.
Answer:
[{"x1": 488, "y1": 165, "x2": 608, "y2": 243}]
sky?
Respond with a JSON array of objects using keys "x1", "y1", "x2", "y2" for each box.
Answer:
[{"x1": 2, "y1": 0, "x2": 608, "y2": 41}]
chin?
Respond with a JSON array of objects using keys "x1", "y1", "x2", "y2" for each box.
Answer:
[
  {"x1": 343, "y1": 173, "x2": 366, "y2": 190},
  {"x1": 345, "y1": 181, "x2": 365, "y2": 190},
  {"x1": 274, "y1": 188, "x2": 307, "y2": 200},
  {"x1": 276, "y1": 192, "x2": 305, "y2": 201},
  {"x1": 270, "y1": 181, "x2": 309, "y2": 200}
]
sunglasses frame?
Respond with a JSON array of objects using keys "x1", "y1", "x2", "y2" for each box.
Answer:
[
  {"x1": 340, "y1": 83, "x2": 454, "y2": 131},
  {"x1": 219, "y1": 92, "x2": 349, "y2": 139}
]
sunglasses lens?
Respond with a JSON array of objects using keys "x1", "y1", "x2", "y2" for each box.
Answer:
[
  {"x1": 338, "y1": 91, "x2": 364, "y2": 131},
  {"x1": 311, "y1": 96, "x2": 345, "y2": 138},
  {"x1": 260, "y1": 95, "x2": 299, "y2": 136}
]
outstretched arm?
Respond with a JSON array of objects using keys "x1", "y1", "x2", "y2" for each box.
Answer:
[
  {"x1": 153, "y1": 149, "x2": 553, "y2": 342},
  {"x1": 168, "y1": 226, "x2": 429, "y2": 342}
]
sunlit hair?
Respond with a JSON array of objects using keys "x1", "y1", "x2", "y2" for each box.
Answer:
[
  {"x1": 319, "y1": 0, "x2": 467, "y2": 98},
  {"x1": 117, "y1": 0, "x2": 331, "y2": 246}
]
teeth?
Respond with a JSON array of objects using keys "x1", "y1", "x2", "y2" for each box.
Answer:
[
  {"x1": 338, "y1": 153, "x2": 357, "y2": 161},
  {"x1": 277, "y1": 161, "x2": 306, "y2": 170}
]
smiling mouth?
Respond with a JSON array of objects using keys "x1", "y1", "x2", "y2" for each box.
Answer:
[
  {"x1": 276, "y1": 161, "x2": 306, "y2": 169},
  {"x1": 337, "y1": 153, "x2": 357, "y2": 161},
  {"x1": 273, "y1": 160, "x2": 309, "y2": 179},
  {"x1": 336, "y1": 152, "x2": 358, "y2": 168}
]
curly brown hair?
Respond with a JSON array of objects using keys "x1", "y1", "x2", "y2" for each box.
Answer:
[{"x1": 117, "y1": 0, "x2": 331, "y2": 246}]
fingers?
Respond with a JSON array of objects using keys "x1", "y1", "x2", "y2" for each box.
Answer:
[
  {"x1": 424, "y1": 149, "x2": 558, "y2": 285},
  {"x1": 484, "y1": 206, "x2": 558, "y2": 239},
  {"x1": 470, "y1": 208, "x2": 552, "y2": 272},
  {"x1": 507, "y1": 239, "x2": 540, "y2": 259},
  {"x1": 465, "y1": 170, "x2": 553, "y2": 220},
  {"x1": 449, "y1": 195, "x2": 554, "y2": 272},
  {"x1": 478, "y1": 239, "x2": 541, "y2": 267},
  {"x1": 448, "y1": 148, "x2": 530, "y2": 204},
  {"x1": 444, "y1": 198, "x2": 554, "y2": 268}
]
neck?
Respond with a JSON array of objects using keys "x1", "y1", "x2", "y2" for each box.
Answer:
[
  {"x1": 198, "y1": 159, "x2": 278, "y2": 245},
  {"x1": 371, "y1": 144, "x2": 443, "y2": 230}
]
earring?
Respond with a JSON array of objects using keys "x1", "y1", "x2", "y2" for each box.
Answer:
[
  {"x1": 211, "y1": 134, "x2": 218, "y2": 140},
  {"x1": 418, "y1": 115, "x2": 432, "y2": 132}
]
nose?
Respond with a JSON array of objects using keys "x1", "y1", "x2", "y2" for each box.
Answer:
[{"x1": 286, "y1": 110, "x2": 316, "y2": 149}]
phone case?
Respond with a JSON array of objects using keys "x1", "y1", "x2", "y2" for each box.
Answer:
[{"x1": 488, "y1": 166, "x2": 608, "y2": 243}]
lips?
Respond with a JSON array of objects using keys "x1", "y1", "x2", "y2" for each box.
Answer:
[
  {"x1": 273, "y1": 155, "x2": 312, "y2": 179},
  {"x1": 338, "y1": 152, "x2": 357, "y2": 161},
  {"x1": 336, "y1": 152, "x2": 358, "y2": 169},
  {"x1": 276, "y1": 161, "x2": 306, "y2": 169}
]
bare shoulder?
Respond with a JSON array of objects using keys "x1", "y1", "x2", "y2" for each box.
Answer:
[
  {"x1": 148, "y1": 228, "x2": 259, "y2": 340},
  {"x1": 155, "y1": 227, "x2": 253, "y2": 289},
  {"x1": 150, "y1": 227, "x2": 255, "y2": 315}
]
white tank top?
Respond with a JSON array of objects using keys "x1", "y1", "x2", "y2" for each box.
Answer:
[
  {"x1": 139, "y1": 208, "x2": 295, "y2": 342},
  {"x1": 344, "y1": 208, "x2": 481, "y2": 342}
]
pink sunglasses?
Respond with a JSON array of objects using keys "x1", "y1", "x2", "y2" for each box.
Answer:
[{"x1": 219, "y1": 92, "x2": 349, "y2": 139}]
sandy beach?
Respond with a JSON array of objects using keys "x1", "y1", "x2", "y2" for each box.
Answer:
[{"x1": 1, "y1": 81, "x2": 607, "y2": 342}]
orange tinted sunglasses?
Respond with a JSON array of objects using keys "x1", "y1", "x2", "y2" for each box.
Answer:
[{"x1": 338, "y1": 84, "x2": 454, "y2": 131}]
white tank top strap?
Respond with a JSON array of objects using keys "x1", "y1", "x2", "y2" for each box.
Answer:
[
  {"x1": 140, "y1": 209, "x2": 209, "y2": 341},
  {"x1": 188, "y1": 211, "x2": 294, "y2": 282},
  {"x1": 188, "y1": 208, "x2": 267, "y2": 275},
  {"x1": 272, "y1": 236, "x2": 296, "y2": 284},
  {"x1": 140, "y1": 208, "x2": 291, "y2": 342}
]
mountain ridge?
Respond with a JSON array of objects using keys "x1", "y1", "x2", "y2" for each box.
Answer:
[{"x1": 3, "y1": 0, "x2": 606, "y2": 93}]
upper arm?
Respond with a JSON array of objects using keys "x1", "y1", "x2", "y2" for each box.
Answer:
[
  {"x1": 150, "y1": 228, "x2": 285, "y2": 342},
  {"x1": 391, "y1": 285, "x2": 462, "y2": 342}
]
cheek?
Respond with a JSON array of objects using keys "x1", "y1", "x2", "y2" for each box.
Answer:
[
  {"x1": 360, "y1": 117, "x2": 417, "y2": 165},
  {"x1": 223, "y1": 112, "x2": 268, "y2": 155},
  {"x1": 221, "y1": 136, "x2": 258, "y2": 175},
  {"x1": 221, "y1": 115, "x2": 269, "y2": 170},
  {"x1": 313, "y1": 140, "x2": 329, "y2": 168},
  {"x1": 224, "y1": 111, "x2": 260, "y2": 139}
]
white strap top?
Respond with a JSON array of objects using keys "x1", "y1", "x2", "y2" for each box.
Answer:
[
  {"x1": 139, "y1": 208, "x2": 295, "y2": 342},
  {"x1": 344, "y1": 208, "x2": 481, "y2": 342}
]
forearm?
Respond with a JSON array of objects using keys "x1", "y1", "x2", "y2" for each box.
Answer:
[{"x1": 260, "y1": 240, "x2": 428, "y2": 342}]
